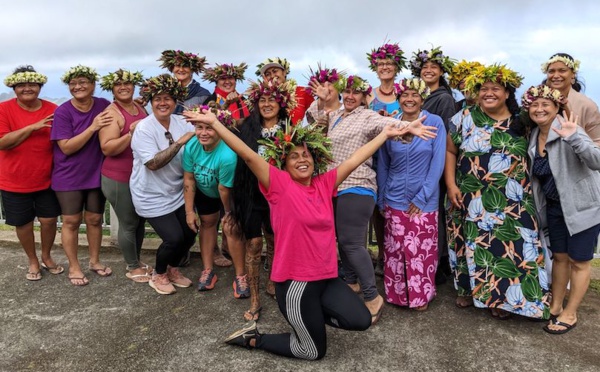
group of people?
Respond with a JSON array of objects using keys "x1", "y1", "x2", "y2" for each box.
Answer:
[{"x1": 1, "y1": 43, "x2": 599, "y2": 360}]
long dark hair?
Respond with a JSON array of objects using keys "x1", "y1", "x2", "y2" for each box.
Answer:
[{"x1": 232, "y1": 106, "x2": 288, "y2": 234}]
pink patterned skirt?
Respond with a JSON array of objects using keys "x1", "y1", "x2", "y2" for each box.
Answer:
[{"x1": 383, "y1": 206, "x2": 438, "y2": 308}]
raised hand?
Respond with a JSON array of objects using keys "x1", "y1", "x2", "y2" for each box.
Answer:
[
  {"x1": 182, "y1": 108, "x2": 218, "y2": 125},
  {"x1": 553, "y1": 112, "x2": 579, "y2": 138},
  {"x1": 308, "y1": 80, "x2": 331, "y2": 101},
  {"x1": 406, "y1": 115, "x2": 437, "y2": 140}
]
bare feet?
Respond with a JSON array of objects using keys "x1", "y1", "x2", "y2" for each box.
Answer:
[
  {"x1": 455, "y1": 296, "x2": 473, "y2": 308},
  {"x1": 414, "y1": 304, "x2": 429, "y2": 311}
]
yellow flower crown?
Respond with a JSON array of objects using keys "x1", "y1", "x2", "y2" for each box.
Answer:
[
  {"x1": 448, "y1": 60, "x2": 483, "y2": 90},
  {"x1": 4, "y1": 71, "x2": 47, "y2": 87},
  {"x1": 394, "y1": 78, "x2": 430, "y2": 99},
  {"x1": 100, "y1": 69, "x2": 144, "y2": 91},
  {"x1": 463, "y1": 64, "x2": 523, "y2": 93}
]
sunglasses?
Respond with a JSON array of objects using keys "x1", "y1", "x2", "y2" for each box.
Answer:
[{"x1": 164, "y1": 131, "x2": 174, "y2": 145}]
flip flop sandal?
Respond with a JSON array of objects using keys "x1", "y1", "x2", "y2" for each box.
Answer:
[
  {"x1": 89, "y1": 264, "x2": 113, "y2": 277},
  {"x1": 125, "y1": 272, "x2": 152, "y2": 283},
  {"x1": 543, "y1": 320, "x2": 577, "y2": 334},
  {"x1": 26, "y1": 271, "x2": 42, "y2": 281},
  {"x1": 243, "y1": 307, "x2": 262, "y2": 322},
  {"x1": 41, "y1": 263, "x2": 65, "y2": 275},
  {"x1": 68, "y1": 275, "x2": 89, "y2": 286}
]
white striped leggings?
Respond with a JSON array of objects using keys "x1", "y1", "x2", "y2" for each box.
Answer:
[{"x1": 255, "y1": 278, "x2": 371, "y2": 360}]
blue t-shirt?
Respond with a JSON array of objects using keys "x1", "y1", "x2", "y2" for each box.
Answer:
[{"x1": 182, "y1": 137, "x2": 237, "y2": 199}]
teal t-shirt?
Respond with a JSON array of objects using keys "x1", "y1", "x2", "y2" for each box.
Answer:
[{"x1": 182, "y1": 137, "x2": 237, "y2": 199}]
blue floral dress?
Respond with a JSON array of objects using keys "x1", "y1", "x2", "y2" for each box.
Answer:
[{"x1": 447, "y1": 106, "x2": 550, "y2": 319}]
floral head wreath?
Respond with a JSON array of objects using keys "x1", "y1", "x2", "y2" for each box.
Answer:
[
  {"x1": 409, "y1": 46, "x2": 456, "y2": 76},
  {"x1": 245, "y1": 79, "x2": 297, "y2": 115},
  {"x1": 305, "y1": 64, "x2": 346, "y2": 94},
  {"x1": 61, "y1": 65, "x2": 100, "y2": 84},
  {"x1": 394, "y1": 78, "x2": 430, "y2": 100},
  {"x1": 158, "y1": 50, "x2": 207, "y2": 74},
  {"x1": 258, "y1": 120, "x2": 333, "y2": 174},
  {"x1": 463, "y1": 63, "x2": 524, "y2": 93},
  {"x1": 100, "y1": 69, "x2": 144, "y2": 91},
  {"x1": 140, "y1": 74, "x2": 188, "y2": 103},
  {"x1": 541, "y1": 53, "x2": 581, "y2": 74},
  {"x1": 521, "y1": 85, "x2": 567, "y2": 110},
  {"x1": 367, "y1": 42, "x2": 407, "y2": 72},
  {"x1": 202, "y1": 63, "x2": 248, "y2": 83},
  {"x1": 448, "y1": 60, "x2": 484, "y2": 90},
  {"x1": 255, "y1": 57, "x2": 291, "y2": 77},
  {"x1": 188, "y1": 102, "x2": 237, "y2": 129},
  {"x1": 4, "y1": 71, "x2": 47, "y2": 88},
  {"x1": 341, "y1": 75, "x2": 372, "y2": 95}
]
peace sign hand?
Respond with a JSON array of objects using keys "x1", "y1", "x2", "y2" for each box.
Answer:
[{"x1": 553, "y1": 112, "x2": 579, "y2": 138}]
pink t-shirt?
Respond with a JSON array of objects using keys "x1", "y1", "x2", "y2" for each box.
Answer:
[{"x1": 259, "y1": 166, "x2": 338, "y2": 282}]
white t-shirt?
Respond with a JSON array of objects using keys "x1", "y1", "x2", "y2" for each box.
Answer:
[{"x1": 130, "y1": 114, "x2": 194, "y2": 218}]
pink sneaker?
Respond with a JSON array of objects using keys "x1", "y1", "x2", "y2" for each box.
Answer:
[
  {"x1": 167, "y1": 266, "x2": 192, "y2": 288},
  {"x1": 149, "y1": 272, "x2": 176, "y2": 295}
]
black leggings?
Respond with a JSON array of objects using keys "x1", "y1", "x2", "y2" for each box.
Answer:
[
  {"x1": 147, "y1": 205, "x2": 196, "y2": 274},
  {"x1": 255, "y1": 278, "x2": 371, "y2": 360}
]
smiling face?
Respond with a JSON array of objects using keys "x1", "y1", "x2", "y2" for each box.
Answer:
[
  {"x1": 399, "y1": 90, "x2": 423, "y2": 117},
  {"x1": 284, "y1": 145, "x2": 315, "y2": 185},
  {"x1": 376, "y1": 58, "x2": 398, "y2": 81},
  {"x1": 151, "y1": 93, "x2": 176, "y2": 123},
  {"x1": 528, "y1": 98, "x2": 559, "y2": 128},
  {"x1": 258, "y1": 95, "x2": 280, "y2": 121},
  {"x1": 172, "y1": 64, "x2": 192, "y2": 86},
  {"x1": 420, "y1": 61, "x2": 442, "y2": 86},
  {"x1": 478, "y1": 81, "x2": 508, "y2": 113},
  {"x1": 68, "y1": 77, "x2": 94, "y2": 101},
  {"x1": 14, "y1": 82, "x2": 41, "y2": 105},
  {"x1": 342, "y1": 89, "x2": 365, "y2": 112},
  {"x1": 216, "y1": 76, "x2": 236, "y2": 93},
  {"x1": 112, "y1": 82, "x2": 135, "y2": 103},
  {"x1": 263, "y1": 66, "x2": 286, "y2": 83},
  {"x1": 546, "y1": 61, "x2": 574, "y2": 92},
  {"x1": 195, "y1": 122, "x2": 220, "y2": 150}
]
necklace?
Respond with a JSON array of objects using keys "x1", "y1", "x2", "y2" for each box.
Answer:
[{"x1": 379, "y1": 86, "x2": 394, "y2": 96}]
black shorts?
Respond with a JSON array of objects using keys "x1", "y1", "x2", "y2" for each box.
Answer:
[
  {"x1": 243, "y1": 207, "x2": 273, "y2": 240},
  {"x1": 194, "y1": 189, "x2": 221, "y2": 216},
  {"x1": 1, "y1": 188, "x2": 61, "y2": 227},
  {"x1": 547, "y1": 201, "x2": 600, "y2": 262},
  {"x1": 54, "y1": 188, "x2": 106, "y2": 215}
]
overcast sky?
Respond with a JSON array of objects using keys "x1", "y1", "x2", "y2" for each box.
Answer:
[{"x1": 1, "y1": 0, "x2": 599, "y2": 104}]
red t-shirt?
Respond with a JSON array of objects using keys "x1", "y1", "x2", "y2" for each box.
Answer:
[
  {"x1": 0, "y1": 98, "x2": 57, "y2": 192},
  {"x1": 259, "y1": 166, "x2": 338, "y2": 282},
  {"x1": 291, "y1": 86, "x2": 314, "y2": 125}
]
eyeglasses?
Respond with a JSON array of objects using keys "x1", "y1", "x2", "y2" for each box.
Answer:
[
  {"x1": 68, "y1": 80, "x2": 91, "y2": 88},
  {"x1": 164, "y1": 131, "x2": 174, "y2": 145},
  {"x1": 376, "y1": 61, "x2": 395, "y2": 68}
]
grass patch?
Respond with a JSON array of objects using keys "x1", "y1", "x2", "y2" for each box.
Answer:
[
  {"x1": 591, "y1": 259, "x2": 600, "y2": 268},
  {"x1": 589, "y1": 279, "x2": 600, "y2": 295}
]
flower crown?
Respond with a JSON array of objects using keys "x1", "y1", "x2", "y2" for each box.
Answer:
[
  {"x1": 140, "y1": 74, "x2": 188, "y2": 103},
  {"x1": 100, "y1": 69, "x2": 144, "y2": 91},
  {"x1": 341, "y1": 75, "x2": 372, "y2": 95},
  {"x1": 158, "y1": 50, "x2": 207, "y2": 74},
  {"x1": 305, "y1": 64, "x2": 346, "y2": 94},
  {"x1": 255, "y1": 57, "x2": 291, "y2": 77},
  {"x1": 202, "y1": 63, "x2": 247, "y2": 83},
  {"x1": 258, "y1": 120, "x2": 333, "y2": 174},
  {"x1": 541, "y1": 53, "x2": 581, "y2": 74},
  {"x1": 245, "y1": 79, "x2": 297, "y2": 115},
  {"x1": 448, "y1": 60, "x2": 484, "y2": 90},
  {"x1": 463, "y1": 64, "x2": 523, "y2": 93},
  {"x1": 4, "y1": 71, "x2": 47, "y2": 87},
  {"x1": 394, "y1": 78, "x2": 430, "y2": 99},
  {"x1": 521, "y1": 85, "x2": 566, "y2": 110},
  {"x1": 410, "y1": 46, "x2": 456, "y2": 76},
  {"x1": 61, "y1": 65, "x2": 99, "y2": 84},
  {"x1": 367, "y1": 43, "x2": 407, "y2": 72},
  {"x1": 188, "y1": 102, "x2": 237, "y2": 129}
]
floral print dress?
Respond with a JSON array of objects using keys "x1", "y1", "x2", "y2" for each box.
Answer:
[{"x1": 447, "y1": 106, "x2": 550, "y2": 319}]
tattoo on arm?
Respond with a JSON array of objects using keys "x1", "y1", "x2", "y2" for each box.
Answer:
[{"x1": 145, "y1": 142, "x2": 183, "y2": 170}]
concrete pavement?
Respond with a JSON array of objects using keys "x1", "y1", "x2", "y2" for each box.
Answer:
[{"x1": 0, "y1": 230, "x2": 599, "y2": 372}]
